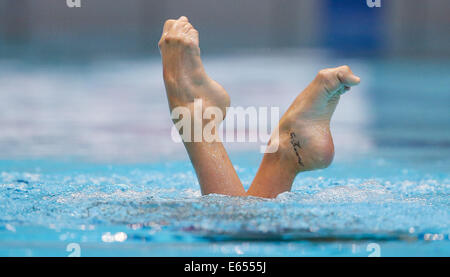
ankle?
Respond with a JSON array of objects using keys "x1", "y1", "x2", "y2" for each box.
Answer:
[{"x1": 248, "y1": 150, "x2": 297, "y2": 198}]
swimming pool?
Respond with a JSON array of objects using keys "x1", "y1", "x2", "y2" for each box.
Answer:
[{"x1": 0, "y1": 53, "x2": 449, "y2": 256}]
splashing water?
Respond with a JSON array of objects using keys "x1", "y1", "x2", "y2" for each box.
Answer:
[{"x1": 0, "y1": 156, "x2": 448, "y2": 257}]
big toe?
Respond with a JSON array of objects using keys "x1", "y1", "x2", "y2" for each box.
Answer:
[
  {"x1": 317, "y1": 65, "x2": 360, "y2": 97},
  {"x1": 336, "y1": 65, "x2": 360, "y2": 87}
]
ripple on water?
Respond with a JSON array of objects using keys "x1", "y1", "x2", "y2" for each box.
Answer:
[{"x1": 0, "y1": 162, "x2": 448, "y2": 244}]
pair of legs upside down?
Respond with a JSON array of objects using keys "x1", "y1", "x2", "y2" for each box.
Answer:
[{"x1": 159, "y1": 17, "x2": 360, "y2": 198}]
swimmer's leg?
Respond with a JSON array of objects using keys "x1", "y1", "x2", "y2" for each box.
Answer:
[
  {"x1": 247, "y1": 66, "x2": 360, "y2": 198},
  {"x1": 159, "y1": 16, "x2": 246, "y2": 196}
]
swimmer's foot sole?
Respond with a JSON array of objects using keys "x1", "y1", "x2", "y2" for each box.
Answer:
[
  {"x1": 248, "y1": 66, "x2": 360, "y2": 198},
  {"x1": 159, "y1": 16, "x2": 230, "y2": 119},
  {"x1": 159, "y1": 16, "x2": 245, "y2": 196}
]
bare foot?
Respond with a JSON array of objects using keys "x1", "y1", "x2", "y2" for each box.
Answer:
[
  {"x1": 276, "y1": 65, "x2": 361, "y2": 174},
  {"x1": 159, "y1": 16, "x2": 230, "y2": 120},
  {"x1": 159, "y1": 17, "x2": 246, "y2": 196}
]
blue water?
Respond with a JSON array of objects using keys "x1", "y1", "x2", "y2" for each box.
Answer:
[{"x1": 0, "y1": 54, "x2": 449, "y2": 256}]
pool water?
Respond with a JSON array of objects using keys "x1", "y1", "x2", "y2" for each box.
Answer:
[{"x1": 0, "y1": 53, "x2": 449, "y2": 256}]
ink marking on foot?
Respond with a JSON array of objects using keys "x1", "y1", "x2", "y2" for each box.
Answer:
[{"x1": 289, "y1": 132, "x2": 304, "y2": 167}]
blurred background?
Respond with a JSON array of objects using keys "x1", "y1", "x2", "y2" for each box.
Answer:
[
  {"x1": 1, "y1": 0, "x2": 449, "y2": 58},
  {"x1": 0, "y1": 0, "x2": 449, "y2": 165}
]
